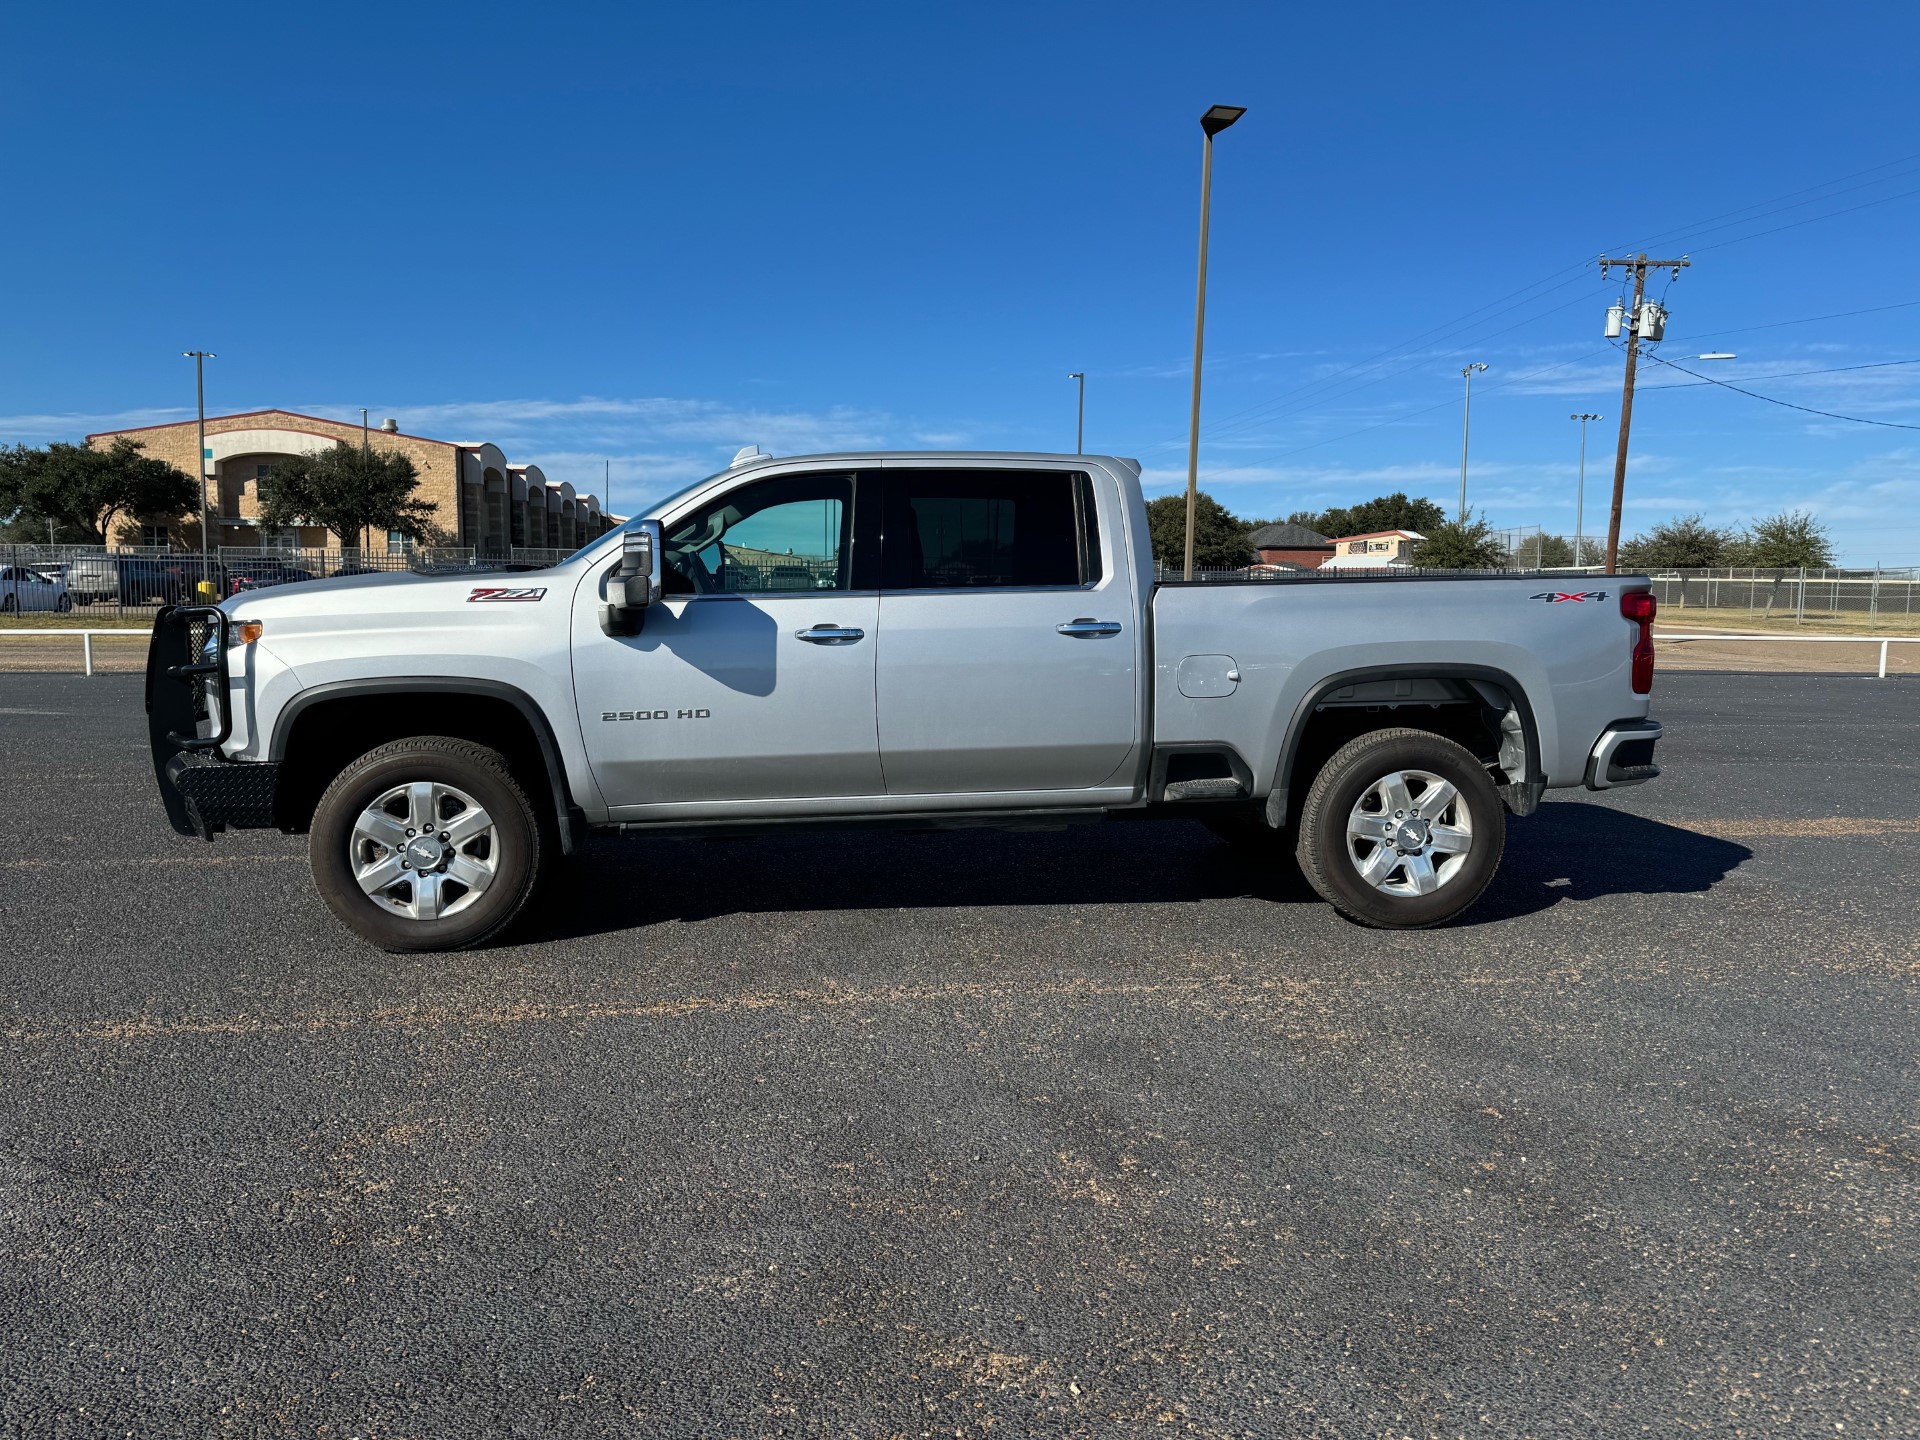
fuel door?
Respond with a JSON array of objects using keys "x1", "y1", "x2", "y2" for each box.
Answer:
[{"x1": 1176, "y1": 654, "x2": 1241, "y2": 699}]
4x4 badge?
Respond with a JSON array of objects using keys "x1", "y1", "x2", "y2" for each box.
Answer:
[
  {"x1": 468, "y1": 587, "x2": 547, "y2": 602},
  {"x1": 1529, "y1": 590, "x2": 1607, "y2": 603}
]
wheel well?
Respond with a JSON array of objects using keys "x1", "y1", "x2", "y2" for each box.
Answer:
[
  {"x1": 272, "y1": 691, "x2": 564, "y2": 837},
  {"x1": 1278, "y1": 674, "x2": 1535, "y2": 827}
]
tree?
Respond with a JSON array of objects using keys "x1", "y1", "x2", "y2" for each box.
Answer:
[
  {"x1": 1617, "y1": 513, "x2": 1735, "y2": 570},
  {"x1": 0, "y1": 439, "x2": 197, "y2": 544},
  {"x1": 258, "y1": 444, "x2": 437, "y2": 550},
  {"x1": 1731, "y1": 509, "x2": 1833, "y2": 569},
  {"x1": 1412, "y1": 515, "x2": 1508, "y2": 569},
  {"x1": 1289, "y1": 492, "x2": 1447, "y2": 541},
  {"x1": 1144, "y1": 491, "x2": 1254, "y2": 571}
]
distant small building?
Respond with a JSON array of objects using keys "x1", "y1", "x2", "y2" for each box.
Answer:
[
  {"x1": 1319, "y1": 528, "x2": 1425, "y2": 569},
  {"x1": 1246, "y1": 522, "x2": 1335, "y2": 570},
  {"x1": 85, "y1": 409, "x2": 615, "y2": 556}
]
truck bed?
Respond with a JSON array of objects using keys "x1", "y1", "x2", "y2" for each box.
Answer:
[{"x1": 1149, "y1": 572, "x2": 1641, "y2": 793}]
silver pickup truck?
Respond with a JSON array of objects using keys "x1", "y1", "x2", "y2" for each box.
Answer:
[{"x1": 147, "y1": 450, "x2": 1662, "y2": 951}]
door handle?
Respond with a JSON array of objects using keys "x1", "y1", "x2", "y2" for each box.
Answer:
[
  {"x1": 1056, "y1": 618, "x2": 1122, "y2": 638},
  {"x1": 795, "y1": 624, "x2": 866, "y2": 644}
]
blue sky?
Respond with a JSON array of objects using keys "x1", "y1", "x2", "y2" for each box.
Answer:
[{"x1": 4, "y1": 1, "x2": 1918, "y2": 562}]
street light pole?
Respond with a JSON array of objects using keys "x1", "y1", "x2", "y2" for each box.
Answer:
[
  {"x1": 1183, "y1": 103, "x2": 1246, "y2": 580},
  {"x1": 1457, "y1": 363, "x2": 1488, "y2": 522},
  {"x1": 1068, "y1": 372, "x2": 1085, "y2": 453},
  {"x1": 1570, "y1": 412, "x2": 1601, "y2": 567},
  {"x1": 182, "y1": 351, "x2": 216, "y2": 567}
]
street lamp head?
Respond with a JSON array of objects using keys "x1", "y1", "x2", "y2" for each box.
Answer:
[
  {"x1": 1068, "y1": 372, "x2": 1084, "y2": 380},
  {"x1": 1462, "y1": 362, "x2": 1488, "y2": 377},
  {"x1": 181, "y1": 350, "x2": 217, "y2": 358},
  {"x1": 1697, "y1": 352, "x2": 1737, "y2": 361},
  {"x1": 1200, "y1": 104, "x2": 1247, "y2": 136}
]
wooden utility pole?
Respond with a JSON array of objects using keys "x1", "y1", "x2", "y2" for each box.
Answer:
[{"x1": 1599, "y1": 253, "x2": 1689, "y2": 572}]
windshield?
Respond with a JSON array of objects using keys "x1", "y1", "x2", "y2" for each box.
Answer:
[{"x1": 562, "y1": 469, "x2": 730, "y2": 565}]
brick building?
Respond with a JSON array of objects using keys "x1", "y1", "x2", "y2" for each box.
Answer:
[
  {"x1": 84, "y1": 409, "x2": 614, "y2": 555},
  {"x1": 1246, "y1": 522, "x2": 1335, "y2": 569}
]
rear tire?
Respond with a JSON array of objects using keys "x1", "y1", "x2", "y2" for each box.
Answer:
[
  {"x1": 309, "y1": 736, "x2": 545, "y2": 952},
  {"x1": 1295, "y1": 727, "x2": 1504, "y2": 929}
]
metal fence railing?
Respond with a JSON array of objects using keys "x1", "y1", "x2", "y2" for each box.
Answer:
[
  {"x1": 0, "y1": 542, "x2": 599, "y2": 621},
  {"x1": 1145, "y1": 561, "x2": 1920, "y2": 621},
  {"x1": 1662, "y1": 631, "x2": 1918, "y2": 678},
  {"x1": 1646, "y1": 567, "x2": 1919, "y2": 623}
]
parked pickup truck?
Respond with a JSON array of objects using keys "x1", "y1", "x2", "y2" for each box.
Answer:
[{"x1": 147, "y1": 451, "x2": 1663, "y2": 951}]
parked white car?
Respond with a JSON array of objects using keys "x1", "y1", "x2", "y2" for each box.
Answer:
[{"x1": 0, "y1": 564, "x2": 72, "y2": 613}]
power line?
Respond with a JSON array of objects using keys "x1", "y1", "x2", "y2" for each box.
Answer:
[
  {"x1": 1160, "y1": 281, "x2": 1614, "y2": 455},
  {"x1": 1638, "y1": 350, "x2": 1920, "y2": 429},
  {"x1": 1133, "y1": 269, "x2": 1603, "y2": 453},
  {"x1": 1148, "y1": 176, "x2": 1920, "y2": 457},
  {"x1": 1688, "y1": 183, "x2": 1920, "y2": 254},
  {"x1": 1684, "y1": 298, "x2": 1920, "y2": 341},
  {"x1": 1147, "y1": 155, "x2": 1920, "y2": 454},
  {"x1": 1642, "y1": 357, "x2": 1920, "y2": 389},
  {"x1": 1603, "y1": 155, "x2": 1920, "y2": 255},
  {"x1": 1119, "y1": 153, "x2": 1920, "y2": 469},
  {"x1": 1183, "y1": 345, "x2": 1619, "y2": 482}
]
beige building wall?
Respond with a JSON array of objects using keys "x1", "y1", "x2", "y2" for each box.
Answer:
[{"x1": 85, "y1": 409, "x2": 611, "y2": 554}]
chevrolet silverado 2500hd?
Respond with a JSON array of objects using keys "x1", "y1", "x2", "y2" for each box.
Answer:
[{"x1": 146, "y1": 451, "x2": 1663, "y2": 950}]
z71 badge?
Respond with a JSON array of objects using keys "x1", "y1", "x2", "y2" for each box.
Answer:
[
  {"x1": 1529, "y1": 590, "x2": 1608, "y2": 603},
  {"x1": 467, "y1": 587, "x2": 547, "y2": 602}
]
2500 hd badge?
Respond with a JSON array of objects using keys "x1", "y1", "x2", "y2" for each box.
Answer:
[{"x1": 602, "y1": 708, "x2": 713, "y2": 721}]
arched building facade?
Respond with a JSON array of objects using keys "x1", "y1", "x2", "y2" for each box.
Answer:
[{"x1": 84, "y1": 409, "x2": 619, "y2": 555}]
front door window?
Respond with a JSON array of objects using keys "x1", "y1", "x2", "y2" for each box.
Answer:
[{"x1": 663, "y1": 474, "x2": 852, "y2": 595}]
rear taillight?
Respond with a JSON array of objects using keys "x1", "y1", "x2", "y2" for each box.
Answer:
[{"x1": 1621, "y1": 590, "x2": 1656, "y2": 693}]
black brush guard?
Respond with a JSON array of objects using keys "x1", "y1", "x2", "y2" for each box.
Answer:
[{"x1": 146, "y1": 605, "x2": 278, "y2": 839}]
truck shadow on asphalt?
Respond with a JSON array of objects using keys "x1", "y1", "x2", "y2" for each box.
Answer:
[{"x1": 516, "y1": 801, "x2": 1752, "y2": 940}]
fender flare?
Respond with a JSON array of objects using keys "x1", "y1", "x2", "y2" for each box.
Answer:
[
  {"x1": 270, "y1": 677, "x2": 587, "y2": 852},
  {"x1": 1268, "y1": 662, "x2": 1545, "y2": 825}
]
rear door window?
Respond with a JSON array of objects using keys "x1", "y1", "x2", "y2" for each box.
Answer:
[{"x1": 881, "y1": 470, "x2": 1099, "y2": 590}]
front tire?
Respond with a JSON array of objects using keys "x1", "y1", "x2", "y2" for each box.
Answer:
[
  {"x1": 1295, "y1": 727, "x2": 1505, "y2": 929},
  {"x1": 309, "y1": 736, "x2": 545, "y2": 952}
]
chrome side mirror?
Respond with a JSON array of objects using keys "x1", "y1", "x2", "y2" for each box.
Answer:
[{"x1": 599, "y1": 520, "x2": 663, "y2": 636}]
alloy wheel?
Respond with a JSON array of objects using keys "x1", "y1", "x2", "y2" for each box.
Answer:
[
  {"x1": 349, "y1": 780, "x2": 500, "y2": 921},
  {"x1": 1345, "y1": 768, "x2": 1474, "y2": 898}
]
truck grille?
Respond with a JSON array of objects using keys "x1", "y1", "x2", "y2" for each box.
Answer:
[{"x1": 181, "y1": 612, "x2": 215, "y2": 724}]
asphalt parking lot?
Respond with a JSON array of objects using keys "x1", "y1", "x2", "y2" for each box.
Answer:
[{"x1": 2, "y1": 670, "x2": 1915, "y2": 1438}]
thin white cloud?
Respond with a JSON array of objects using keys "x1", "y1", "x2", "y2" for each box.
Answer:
[{"x1": 0, "y1": 405, "x2": 195, "y2": 440}]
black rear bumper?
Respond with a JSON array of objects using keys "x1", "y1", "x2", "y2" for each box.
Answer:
[{"x1": 146, "y1": 605, "x2": 279, "y2": 839}]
